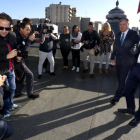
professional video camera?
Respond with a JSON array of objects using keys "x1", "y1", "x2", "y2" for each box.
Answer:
[{"x1": 43, "y1": 26, "x2": 53, "y2": 33}]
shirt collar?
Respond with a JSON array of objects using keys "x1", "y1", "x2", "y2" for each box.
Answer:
[
  {"x1": 19, "y1": 30, "x2": 27, "y2": 39},
  {"x1": 122, "y1": 28, "x2": 129, "y2": 35}
]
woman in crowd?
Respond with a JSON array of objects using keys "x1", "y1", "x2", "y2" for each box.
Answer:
[
  {"x1": 70, "y1": 25, "x2": 82, "y2": 72},
  {"x1": 59, "y1": 26, "x2": 71, "y2": 70},
  {"x1": 99, "y1": 22, "x2": 115, "y2": 74}
]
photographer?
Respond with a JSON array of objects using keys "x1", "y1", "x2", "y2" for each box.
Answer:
[
  {"x1": 70, "y1": 25, "x2": 82, "y2": 72},
  {"x1": 99, "y1": 22, "x2": 115, "y2": 74},
  {"x1": 81, "y1": 22, "x2": 100, "y2": 78},
  {"x1": 14, "y1": 20, "x2": 39, "y2": 99},
  {"x1": 0, "y1": 75, "x2": 13, "y2": 139},
  {"x1": 0, "y1": 13, "x2": 21, "y2": 116},
  {"x1": 43, "y1": 27, "x2": 58, "y2": 73},
  {"x1": 38, "y1": 26, "x2": 57, "y2": 79}
]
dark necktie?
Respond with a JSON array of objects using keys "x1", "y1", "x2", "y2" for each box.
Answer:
[{"x1": 121, "y1": 33, "x2": 125, "y2": 46}]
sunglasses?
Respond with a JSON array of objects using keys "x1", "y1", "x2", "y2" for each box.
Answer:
[{"x1": 0, "y1": 26, "x2": 11, "y2": 31}]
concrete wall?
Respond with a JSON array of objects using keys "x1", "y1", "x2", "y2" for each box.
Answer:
[{"x1": 29, "y1": 43, "x2": 106, "y2": 63}]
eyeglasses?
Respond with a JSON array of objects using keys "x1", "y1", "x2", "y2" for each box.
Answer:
[{"x1": 0, "y1": 26, "x2": 11, "y2": 31}]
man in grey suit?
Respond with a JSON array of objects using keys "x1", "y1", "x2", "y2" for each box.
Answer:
[{"x1": 110, "y1": 18, "x2": 139, "y2": 105}]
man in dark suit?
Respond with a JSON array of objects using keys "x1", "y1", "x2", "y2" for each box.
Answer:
[
  {"x1": 117, "y1": 41, "x2": 140, "y2": 127},
  {"x1": 110, "y1": 18, "x2": 139, "y2": 105}
]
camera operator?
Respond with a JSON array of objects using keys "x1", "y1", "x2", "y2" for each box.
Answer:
[
  {"x1": 81, "y1": 22, "x2": 100, "y2": 78},
  {"x1": 0, "y1": 75, "x2": 13, "y2": 139},
  {"x1": 43, "y1": 27, "x2": 58, "y2": 73},
  {"x1": 38, "y1": 26, "x2": 57, "y2": 79},
  {"x1": 0, "y1": 13, "x2": 21, "y2": 116},
  {"x1": 14, "y1": 20, "x2": 39, "y2": 99}
]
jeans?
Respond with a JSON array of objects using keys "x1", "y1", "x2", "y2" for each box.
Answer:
[
  {"x1": 1, "y1": 85, "x2": 11, "y2": 116},
  {"x1": 99, "y1": 52, "x2": 111, "y2": 69},
  {"x1": 5, "y1": 69, "x2": 16, "y2": 109}
]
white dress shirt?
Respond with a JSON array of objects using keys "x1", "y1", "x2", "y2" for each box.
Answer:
[
  {"x1": 120, "y1": 28, "x2": 129, "y2": 41},
  {"x1": 137, "y1": 41, "x2": 140, "y2": 63}
]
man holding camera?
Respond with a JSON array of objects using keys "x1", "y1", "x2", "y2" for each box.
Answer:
[
  {"x1": 14, "y1": 20, "x2": 39, "y2": 99},
  {"x1": 81, "y1": 22, "x2": 100, "y2": 78},
  {"x1": 38, "y1": 26, "x2": 57, "y2": 79},
  {"x1": 0, "y1": 13, "x2": 21, "y2": 118}
]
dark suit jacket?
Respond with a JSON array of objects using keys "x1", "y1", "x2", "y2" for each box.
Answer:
[{"x1": 111, "y1": 29, "x2": 139, "y2": 68}]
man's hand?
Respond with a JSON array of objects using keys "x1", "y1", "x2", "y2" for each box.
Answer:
[
  {"x1": 85, "y1": 41, "x2": 89, "y2": 45},
  {"x1": 7, "y1": 49, "x2": 17, "y2": 59},
  {"x1": 0, "y1": 75, "x2": 7, "y2": 86},
  {"x1": 29, "y1": 34, "x2": 35, "y2": 41},
  {"x1": 65, "y1": 39, "x2": 69, "y2": 42},
  {"x1": 94, "y1": 46, "x2": 98, "y2": 51},
  {"x1": 17, "y1": 57, "x2": 22, "y2": 62},
  {"x1": 110, "y1": 60, "x2": 114, "y2": 65}
]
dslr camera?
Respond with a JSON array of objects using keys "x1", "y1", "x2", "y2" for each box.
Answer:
[
  {"x1": 71, "y1": 39, "x2": 79, "y2": 47},
  {"x1": 17, "y1": 43, "x2": 28, "y2": 58},
  {"x1": 103, "y1": 35, "x2": 112, "y2": 46}
]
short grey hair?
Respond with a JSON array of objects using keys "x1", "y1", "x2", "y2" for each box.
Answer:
[{"x1": 120, "y1": 18, "x2": 129, "y2": 23}]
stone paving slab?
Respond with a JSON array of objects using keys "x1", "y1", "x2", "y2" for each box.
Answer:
[{"x1": 5, "y1": 57, "x2": 140, "y2": 140}]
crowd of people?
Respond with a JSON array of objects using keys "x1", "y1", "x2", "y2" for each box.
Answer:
[{"x1": 0, "y1": 12, "x2": 140, "y2": 139}]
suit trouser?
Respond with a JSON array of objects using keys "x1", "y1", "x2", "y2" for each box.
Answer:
[
  {"x1": 124, "y1": 64, "x2": 140, "y2": 120},
  {"x1": 83, "y1": 48, "x2": 95, "y2": 74},
  {"x1": 114, "y1": 65, "x2": 130, "y2": 101},
  {"x1": 38, "y1": 50, "x2": 54, "y2": 74},
  {"x1": 15, "y1": 60, "x2": 34, "y2": 97},
  {"x1": 99, "y1": 52, "x2": 111, "y2": 69}
]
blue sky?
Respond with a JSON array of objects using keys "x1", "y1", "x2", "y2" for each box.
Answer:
[{"x1": 0, "y1": 0, "x2": 140, "y2": 28}]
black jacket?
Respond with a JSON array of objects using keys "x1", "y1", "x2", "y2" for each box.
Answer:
[
  {"x1": 15, "y1": 30, "x2": 34, "y2": 58},
  {"x1": 0, "y1": 31, "x2": 16, "y2": 75},
  {"x1": 111, "y1": 29, "x2": 139, "y2": 68},
  {"x1": 81, "y1": 30, "x2": 100, "y2": 49}
]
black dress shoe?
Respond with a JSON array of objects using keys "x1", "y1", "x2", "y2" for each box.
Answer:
[
  {"x1": 118, "y1": 108, "x2": 135, "y2": 115},
  {"x1": 110, "y1": 99, "x2": 118, "y2": 105},
  {"x1": 90, "y1": 74, "x2": 94, "y2": 79},
  {"x1": 83, "y1": 69, "x2": 88, "y2": 73},
  {"x1": 129, "y1": 118, "x2": 140, "y2": 127},
  {"x1": 28, "y1": 93, "x2": 39, "y2": 99},
  {"x1": 38, "y1": 75, "x2": 42, "y2": 79},
  {"x1": 50, "y1": 72, "x2": 56, "y2": 76}
]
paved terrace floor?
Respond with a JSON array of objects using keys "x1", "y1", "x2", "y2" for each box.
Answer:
[{"x1": 5, "y1": 57, "x2": 140, "y2": 140}]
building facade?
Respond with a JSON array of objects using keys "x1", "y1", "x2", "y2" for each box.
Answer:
[{"x1": 45, "y1": 2, "x2": 77, "y2": 24}]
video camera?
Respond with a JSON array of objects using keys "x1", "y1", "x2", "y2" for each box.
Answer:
[
  {"x1": 34, "y1": 26, "x2": 54, "y2": 38},
  {"x1": 43, "y1": 26, "x2": 53, "y2": 33}
]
